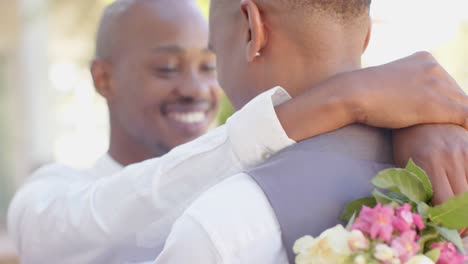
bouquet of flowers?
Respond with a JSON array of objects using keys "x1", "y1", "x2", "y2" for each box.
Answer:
[{"x1": 293, "y1": 160, "x2": 468, "y2": 264}]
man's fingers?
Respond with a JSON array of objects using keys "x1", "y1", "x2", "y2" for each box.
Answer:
[
  {"x1": 462, "y1": 102, "x2": 468, "y2": 130},
  {"x1": 433, "y1": 100, "x2": 468, "y2": 128},
  {"x1": 430, "y1": 167, "x2": 454, "y2": 205},
  {"x1": 415, "y1": 159, "x2": 454, "y2": 205},
  {"x1": 446, "y1": 87, "x2": 468, "y2": 105},
  {"x1": 446, "y1": 101, "x2": 468, "y2": 129},
  {"x1": 442, "y1": 84, "x2": 468, "y2": 105},
  {"x1": 421, "y1": 53, "x2": 466, "y2": 101},
  {"x1": 461, "y1": 228, "x2": 468, "y2": 239},
  {"x1": 446, "y1": 160, "x2": 468, "y2": 196},
  {"x1": 460, "y1": 228, "x2": 467, "y2": 238},
  {"x1": 465, "y1": 161, "x2": 468, "y2": 192},
  {"x1": 437, "y1": 65, "x2": 467, "y2": 98},
  {"x1": 466, "y1": 162, "x2": 468, "y2": 186}
]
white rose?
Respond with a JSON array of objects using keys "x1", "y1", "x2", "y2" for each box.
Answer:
[
  {"x1": 293, "y1": 236, "x2": 316, "y2": 255},
  {"x1": 353, "y1": 254, "x2": 367, "y2": 264},
  {"x1": 373, "y1": 243, "x2": 395, "y2": 262},
  {"x1": 406, "y1": 255, "x2": 435, "y2": 264},
  {"x1": 294, "y1": 225, "x2": 352, "y2": 264},
  {"x1": 348, "y1": 230, "x2": 369, "y2": 251}
]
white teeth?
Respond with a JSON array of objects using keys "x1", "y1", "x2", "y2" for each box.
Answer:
[{"x1": 169, "y1": 111, "x2": 206, "y2": 124}]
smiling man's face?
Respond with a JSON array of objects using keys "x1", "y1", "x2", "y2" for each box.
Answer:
[{"x1": 101, "y1": 0, "x2": 221, "y2": 160}]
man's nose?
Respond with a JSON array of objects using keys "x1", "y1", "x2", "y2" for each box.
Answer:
[{"x1": 177, "y1": 71, "x2": 211, "y2": 98}]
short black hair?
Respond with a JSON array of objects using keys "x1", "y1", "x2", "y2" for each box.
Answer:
[{"x1": 278, "y1": 0, "x2": 371, "y2": 21}]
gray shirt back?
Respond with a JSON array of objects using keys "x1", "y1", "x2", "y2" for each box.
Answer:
[{"x1": 249, "y1": 125, "x2": 394, "y2": 263}]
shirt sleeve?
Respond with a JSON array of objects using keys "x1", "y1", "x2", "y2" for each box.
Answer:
[
  {"x1": 7, "y1": 87, "x2": 295, "y2": 263},
  {"x1": 154, "y1": 214, "x2": 221, "y2": 264}
]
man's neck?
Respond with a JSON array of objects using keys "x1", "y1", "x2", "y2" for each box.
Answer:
[
  {"x1": 260, "y1": 54, "x2": 362, "y2": 100},
  {"x1": 108, "y1": 122, "x2": 167, "y2": 166},
  {"x1": 259, "y1": 22, "x2": 366, "y2": 98}
]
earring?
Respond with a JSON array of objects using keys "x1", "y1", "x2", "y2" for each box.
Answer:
[{"x1": 255, "y1": 52, "x2": 261, "y2": 57}]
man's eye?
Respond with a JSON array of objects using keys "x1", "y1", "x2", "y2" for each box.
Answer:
[
  {"x1": 201, "y1": 65, "x2": 216, "y2": 72},
  {"x1": 157, "y1": 67, "x2": 178, "y2": 73}
]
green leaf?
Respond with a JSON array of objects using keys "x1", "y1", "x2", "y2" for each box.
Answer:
[
  {"x1": 386, "y1": 191, "x2": 410, "y2": 203},
  {"x1": 340, "y1": 197, "x2": 376, "y2": 222},
  {"x1": 428, "y1": 192, "x2": 468, "y2": 229},
  {"x1": 372, "y1": 189, "x2": 393, "y2": 204},
  {"x1": 346, "y1": 212, "x2": 357, "y2": 230},
  {"x1": 425, "y1": 248, "x2": 441, "y2": 262},
  {"x1": 372, "y1": 189, "x2": 407, "y2": 205},
  {"x1": 372, "y1": 168, "x2": 428, "y2": 203},
  {"x1": 432, "y1": 225, "x2": 466, "y2": 254},
  {"x1": 405, "y1": 159, "x2": 433, "y2": 199},
  {"x1": 418, "y1": 227, "x2": 440, "y2": 250},
  {"x1": 417, "y1": 202, "x2": 430, "y2": 219}
]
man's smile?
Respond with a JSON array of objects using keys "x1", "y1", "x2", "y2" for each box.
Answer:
[{"x1": 161, "y1": 100, "x2": 216, "y2": 134}]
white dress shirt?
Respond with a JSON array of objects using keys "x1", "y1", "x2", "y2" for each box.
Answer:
[
  {"x1": 90, "y1": 154, "x2": 124, "y2": 178},
  {"x1": 7, "y1": 88, "x2": 295, "y2": 264},
  {"x1": 155, "y1": 173, "x2": 288, "y2": 264},
  {"x1": 156, "y1": 179, "x2": 468, "y2": 263}
]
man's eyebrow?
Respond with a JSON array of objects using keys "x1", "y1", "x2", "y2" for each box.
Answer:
[
  {"x1": 152, "y1": 45, "x2": 184, "y2": 53},
  {"x1": 152, "y1": 45, "x2": 214, "y2": 54}
]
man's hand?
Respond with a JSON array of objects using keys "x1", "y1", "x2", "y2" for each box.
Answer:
[
  {"x1": 393, "y1": 124, "x2": 468, "y2": 205},
  {"x1": 345, "y1": 51, "x2": 468, "y2": 129},
  {"x1": 393, "y1": 124, "x2": 468, "y2": 237},
  {"x1": 278, "y1": 52, "x2": 468, "y2": 142}
]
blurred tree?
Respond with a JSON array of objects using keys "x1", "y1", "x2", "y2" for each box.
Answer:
[
  {"x1": 197, "y1": 0, "x2": 210, "y2": 17},
  {"x1": 217, "y1": 95, "x2": 235, "y2": 125},
  {"x1": 49, "y1": 0, "x2": 108, "y2": 63},
  {"x1": 0, "y1": 57, "x2": 12, "y2": 226}
]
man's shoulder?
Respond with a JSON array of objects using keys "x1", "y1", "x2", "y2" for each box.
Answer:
[
  {"x1": 30, "y1": 163, "x2": 79, "y2": 177},
  {"x1": 26, "y1": 162, "x2": 92, "y2": 184},
  {"x1": 182, "y1": 173, "x2": 280, "y2": 256}
]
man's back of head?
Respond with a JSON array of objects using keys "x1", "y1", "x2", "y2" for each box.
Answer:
[{"x1": 209, "y1": 0, "x2": 372, "y2": 107}]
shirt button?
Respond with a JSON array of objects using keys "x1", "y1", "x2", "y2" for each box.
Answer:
[{"x1": 262, "y1": 152, "x2": 272, "y2": 160}]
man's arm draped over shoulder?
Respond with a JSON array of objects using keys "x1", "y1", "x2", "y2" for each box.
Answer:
[{"x1": 7, "y1": 88, "x2": 295, "y2": 263}]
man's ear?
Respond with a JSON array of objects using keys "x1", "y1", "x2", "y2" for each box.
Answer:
[
  {"x1": 240, "y1": 0, "x2": 267, "y2": 62},
  {"x1": 362, "y1": 18, "x2": 372, "y2": 54},
  {"x1": 90, "y1": 59, "x2": 113, "y2": 99}
]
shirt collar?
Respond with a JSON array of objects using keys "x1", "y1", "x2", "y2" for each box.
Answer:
[{"x1": 92, "y1": 153, "x2": 124, "y2": 176}]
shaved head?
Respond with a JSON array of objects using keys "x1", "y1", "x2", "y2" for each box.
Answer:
[
  {"x1": 212, "y1": 0, "x2": 370, "y2": 26},
  {"x1": 95, "y1": 0, "x2": 136, "y2": 59},
  {"x1": 95, "y1": 0, "x2": 204, "y2": 59},
  {"x1": 269, "y1": 0, "x2": 371, "y2": 21}
]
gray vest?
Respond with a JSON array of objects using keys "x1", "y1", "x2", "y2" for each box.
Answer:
[{"x1": 249, "y1": 125, "x2": 394, "y2": 263}]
